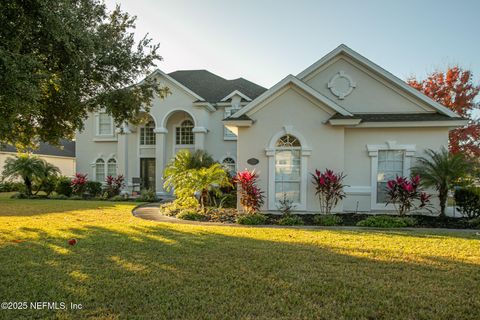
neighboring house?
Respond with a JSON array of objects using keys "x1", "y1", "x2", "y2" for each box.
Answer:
[
  {"x1": 76, "y1": 44, "x2": 467, "y2": 212},
  {"x1": 0, "y1": 140, "x2": 76, "y2": 178}
]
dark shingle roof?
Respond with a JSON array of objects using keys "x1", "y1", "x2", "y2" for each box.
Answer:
[
  {"x1": 1, "y1": 140, "x2": 75, "y2": 158},
  {"x1": 330, "y1": 113, "x2": 463, "y2": 122},
  {"x1": 168, "y1": 70, "x2": 266, "y2": 103}
]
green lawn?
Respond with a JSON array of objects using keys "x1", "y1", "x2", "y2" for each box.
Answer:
[{"x1": 0, "y1": 193, "x2": 479, "y2": 319}]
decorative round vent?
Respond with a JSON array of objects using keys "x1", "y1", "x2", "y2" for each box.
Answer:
[{"x1": 327, "y1": 71, "x2": 356, "y2": 99}]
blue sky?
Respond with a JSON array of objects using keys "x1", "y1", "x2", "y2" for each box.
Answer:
[{"x1": 105, "y1": 0, "x2": 480, "y2": 89}]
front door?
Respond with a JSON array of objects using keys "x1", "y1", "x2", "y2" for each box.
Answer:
[{"x1": 140, "y1": 158, "x2": 156, "y2": 190}]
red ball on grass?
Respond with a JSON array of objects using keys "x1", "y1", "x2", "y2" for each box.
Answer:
[{"x1": 68, "y1": 238, "x2": 77, "y2": 246}]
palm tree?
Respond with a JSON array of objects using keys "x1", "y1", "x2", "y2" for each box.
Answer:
[
  {"x1": 2, "y1": 154, "x2": 45, "y2": 195},
  {"x1": 412, "y1": 148, "x2": 471, "y2": 216},
  {"x1": 189, "y1": 163, "x2": 231, "y2": 210},
  {"x1": 34, "y1": 161, "x2": 60, "y2": 195}
]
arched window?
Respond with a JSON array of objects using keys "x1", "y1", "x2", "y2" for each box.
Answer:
[
  {"x1": 275, "y1": 134, "x2": 301, "y2": 203},
  {"x1": 95, "y1": 159, "x2": 105, "y2": 182},
  {"x1": 176, "y1": 120, "x2": 194, "y2": 145},
  {"x1": 107, "y1": 158, "x2": 117, "y2": 177},
  {"x1": 222, "y1": 157, "x2": 236, "y2": 175},
  {"x1": 140, "y1": 120, "x2": 156, "y2": 145}
]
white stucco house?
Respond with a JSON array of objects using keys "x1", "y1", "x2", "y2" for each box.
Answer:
[{"x1": 76, "y1": 44, "x2": 467, "y2": 212}]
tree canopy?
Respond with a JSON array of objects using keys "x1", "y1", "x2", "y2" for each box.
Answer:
[
  {"x1": 407, "y1": 67, "x2": 480, "y2": 157},
  {"x1": 0, "y1": 0, "x2": 168, "y2": 148}
]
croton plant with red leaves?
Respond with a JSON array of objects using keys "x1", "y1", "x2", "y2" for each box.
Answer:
[
  {"x1": 71, "y1": 173, "x2": 88, "y2": 195},
  {"x1": 386, "y1": 175, "x2": 431, "y2": 215},
  {"x1": 105, "y1": 175, "x2": 125, "y2": 197},
  {"x1": 311, "y1": 169, "x2": 347, "y2": 214},
  {"x1": 234, "y1": 170, "x2": 264, "y2": 214}
]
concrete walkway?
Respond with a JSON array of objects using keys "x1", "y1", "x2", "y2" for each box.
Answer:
[{"x1": 132, "y1": 203, "x2": 480, "y2": 233}]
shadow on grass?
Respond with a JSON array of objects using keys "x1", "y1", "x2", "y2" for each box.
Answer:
[{"x1": 0, "y1": 224, "x2": 479, "y2": 319}]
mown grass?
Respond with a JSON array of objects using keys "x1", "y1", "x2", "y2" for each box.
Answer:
[{"x1": 0, "y1": 193, "x2": 479, "y2": 319}]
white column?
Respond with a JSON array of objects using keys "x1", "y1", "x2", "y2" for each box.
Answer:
[
  {"x1": 193, "y1": 126, "x2": 207, "y2": 151},
  {"x1": 116, "y1": 124, "x2": 131, "y2": 193},
  {"x1": 154, "y1": 127, "x2": 168, "y2": 195}
]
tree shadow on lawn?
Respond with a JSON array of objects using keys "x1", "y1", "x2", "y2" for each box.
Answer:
[{"x1": 0, "y1": 224, "x2": 479, "y2": 320}]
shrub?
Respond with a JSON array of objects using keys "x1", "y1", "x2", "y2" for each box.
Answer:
[
  {"x1": 455, "y1": 187, "x2": 480, "y2": 218},
  {"x1": 109, "y1": 195, "x2": 126, "y2": 201},
  {"x1": 55, "y1": 176, "x2": 73, "y2": 196},
  {"x1": 0, "y1": 181, "x2": 24, "y2": 192},
  {"x1": 176, "y1": 210, "x2": 207, "y2": 221},
  {"x1": 104, "y1": 175, "x2": 125, "y2": 198},
  {"x1": 139, "y1": 189, "x2": 157, "y2": 202},
  {"x1": 49, "y1": 194, "x2": 69, "y2": 200},
  {"x1": 71, "y1": 173, "x2": 88, "y2": 195},
  {"x1": 69, "y1": 195, "x2": 83, "y2": 200},
  {"x1": 38, "y1": 176, "x2": 58, "y2": 196},
  {"x1": 85, "y1": 181, "x2": 103, "y2": 197},
  {"x1": 278, "y1": 215, "x2": 304, "y2": 226},
  {"x1": 160, "y1": 202, "x2": 195, "y2": 216},
  {"x1": 313, "y1": 215, "x2": 344, "y2": 226},
  {"x1": 385, "y1": 175, "x2": 431, "y2": 215},
  {"x1": 357, "y1": 216, "x2": 417, "y2": 228},
  {"x1": 10, "y1": 192, "x2": 28, "y2": 199},
  {"x1": 235, "y1": 170, "x2": 265, "y2": 214},
  {"x1": 468, "y1": 217, "x2": 480, "y2": 229},
  {"x1": 237, "y1": 213, "x2": 267, "y2": 225},
  {"x1": 311, "y1": 169, "x2": 347, "y2": 214},
  {"x1": 277, "y1": 192, "x2": 296, "y2": 216}
]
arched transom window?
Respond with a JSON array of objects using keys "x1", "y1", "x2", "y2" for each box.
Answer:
[
  {"x1": 222, "y1": 157, "x2": 236, "y2": 175},
  {"x1": 176, "y1": 120, "x2": 194, "y2": 145},
  {"x1": 275, "y1": 134, "x2": 301, "y2": 203}
]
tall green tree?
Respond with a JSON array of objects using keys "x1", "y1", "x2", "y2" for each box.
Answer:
[
  {"x1": 0, "y1": 0, "x2": 168, "y2": 148},
  {"x1": 412, "y1": 148, "x2": 472, "y2": 216},
  {"x1": 2, "y1": 154, "x2": 45, "y2": 195}
]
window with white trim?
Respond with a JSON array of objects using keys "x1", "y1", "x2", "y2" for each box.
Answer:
[
  {"x1": 107, "y1": 158, "x2": 117, "y2": 177},
  {"x1": 224, "y1": 109, "x2": 239, "y2": 139},
  {"x1": 98, "y1": 113, "x2": 113, "y2": 135},
  {"x1": 222, "y1": 157, "x2": 236, "y2": 175},
  {"x1": 377, "y1": 150, "x2": 405, "y2": 203},
  {"x1": 275, "y1": 135, "x2": 301, "y2": 203},
  {"x1": 95, "y1": 159, "x2": 105, "y2": 182},
  {"x1": 140, "y1": 121, "x2": 156, "y2": 145},
  {"x1": 175, "y1": 120, "x2": 194, "y2": 145}
]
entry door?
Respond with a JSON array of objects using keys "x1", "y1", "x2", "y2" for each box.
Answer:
[{"x1": 140, "y1": 158, "x2": 156, "y2": 190}]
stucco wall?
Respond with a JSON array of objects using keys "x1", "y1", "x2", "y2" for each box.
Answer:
[
  {"x1": 304, "y1": 56, "x2": 436, "y2": 114},
  {"x1": 343, "y1": 127, "x2": 450, "y2": 212}
]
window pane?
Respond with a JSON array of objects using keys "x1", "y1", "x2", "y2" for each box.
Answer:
[
  {"x1": 107, "y1": 159, "x2": 116, "y2": 176},
  {"x1": 98, "y1": 113, "x2": 112, "y2": 135},
  {"x1": 176, "y1": 120, "x2": 194, "y2": 145},
  {"x1": 377, "y1": 150, "x2": 404, "y2": 203},
  {"x1": 275, "y1": 182, "x2": 300, "y2": 203},
  {"x1": 95, "y1": 159, "x2": 105, "y2": 182}
]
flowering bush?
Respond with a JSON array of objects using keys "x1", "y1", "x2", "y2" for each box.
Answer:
[
  {"x1": 235, "y1": 169, "x2": 264, "y2": 214},
  {"x1": 311, "y1": 169, "x2": 347, "y2": 214},
  {"x1": 104, "y1": 175, "x2": 125, "y2": 198},
  {"x1": 71, "y1": 173, "x2": 88, "y2": 195},
  {"x1": 386, "y1": 175, "x2": 431, "y2": 215}
]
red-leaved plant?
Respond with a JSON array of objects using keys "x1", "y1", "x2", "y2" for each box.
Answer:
[
  {"x1": 105, "y1": 175, "x2": 125, "y2": 197},
  {"x1": 311, "y1": 169, "x2": 347, "y2": 214},
  {"x1": 386, "y1": 175, "x2": 431, "y2": 215},
  {"x1": 234, "y1": 170, "x2": 264, "y2": 214},
  {"x1": 71, "y1": 173, "x2": 88, "y2": 195}
]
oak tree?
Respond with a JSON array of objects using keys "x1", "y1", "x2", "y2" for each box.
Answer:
[{"x1": 0, "y1": 0, "x2": 168, "y2": 148}]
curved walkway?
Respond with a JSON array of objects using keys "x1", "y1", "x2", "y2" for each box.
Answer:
[{"x1": 132, "y1": 203, "x2": 480, "y2": 233}]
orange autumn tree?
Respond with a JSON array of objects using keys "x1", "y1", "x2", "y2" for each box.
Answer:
[{"x1": 407, "y1": 67, "x2": 480, "y2": 157}]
